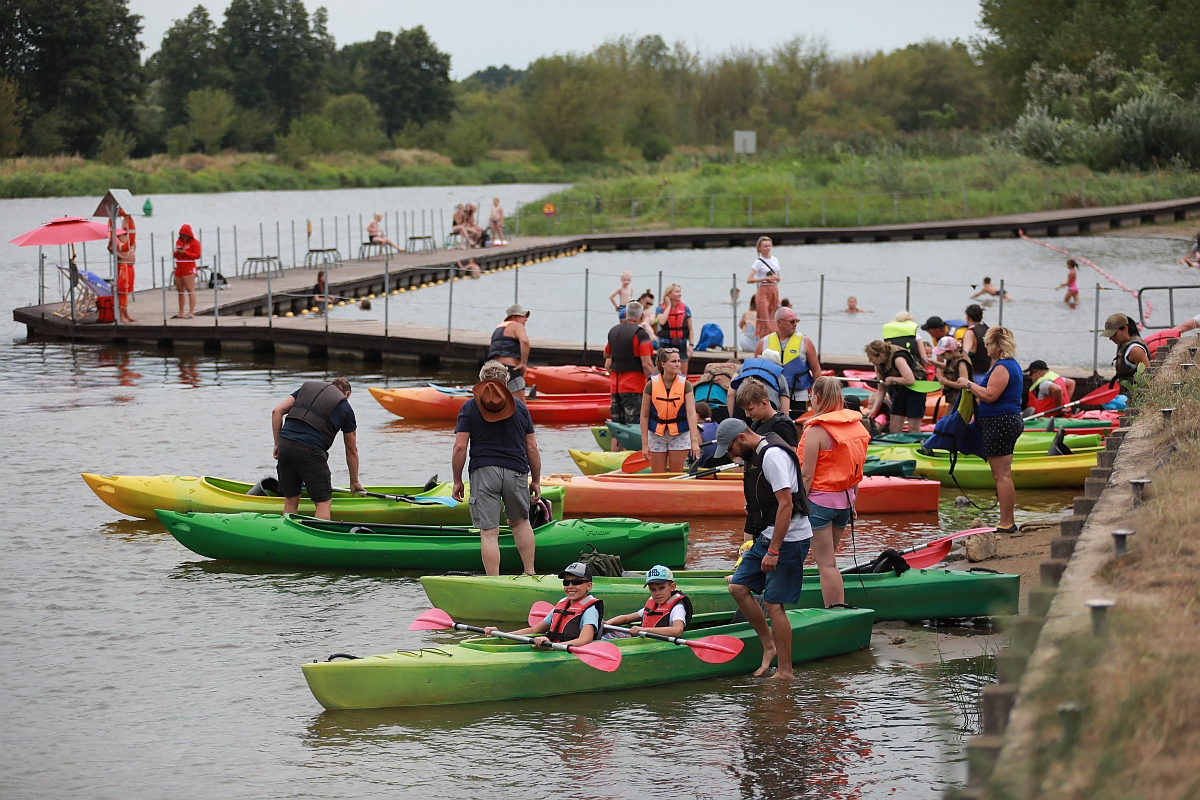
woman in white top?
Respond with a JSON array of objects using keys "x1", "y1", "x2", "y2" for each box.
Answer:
[{"x1": 747, "y1": 236, "x2": 780, "y2": 338}]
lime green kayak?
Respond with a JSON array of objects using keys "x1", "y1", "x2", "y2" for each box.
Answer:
[
  {"x1": 568, "y1": 448, "x2": 914, "y2": 477},
  {"x1": 302, "y1": 607, "x2": 874, "y2": 709},
  {"x1": 868, "y1": 431, "x2": 1102, "y2": 458},
  {"x1": 869, "y1": 446, "x2": 1097, "y2": 488},
  {"x1": 421, "y1": 567, "x2": 1019, "y2": 623},
  {"x1": 590, "y1": 426, "x2": 613, "y2": 449},
  {"x1": 155, "y1": 511, "x2": 688, "y2": 571}
]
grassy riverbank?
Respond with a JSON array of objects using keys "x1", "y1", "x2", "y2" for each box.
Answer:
[
  {"x1": 515, "y1": 153, "x2": 1200, "y2": 233},
  {"x1": 996, "y1": 354, "x2": 1200, "y2": 799},
  {"x1": 0, "y1": 150, "x2": 596, "y2": 199}
]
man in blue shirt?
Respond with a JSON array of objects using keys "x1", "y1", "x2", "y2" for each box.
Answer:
[
  {"x1": 452, "y1": 361, "x2": 542, "y2": 575},
  {"x1": 271, "y1": 377, "x2": 362, "y2": 519}
]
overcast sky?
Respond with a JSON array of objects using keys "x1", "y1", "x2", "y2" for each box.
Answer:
[{"x1": 128, "y1": 0, "x2": 986, "y2": 77}]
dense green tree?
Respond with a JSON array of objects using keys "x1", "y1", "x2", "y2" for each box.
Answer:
[
  {"x1": 362, "y1": 26, "x2": 454, "y2": 136},
  {"x1": 464, "y1": 65, "x2": 525, "y2": 92},
  {"x1": 321, "y1": 94, "x2": 387, "y2": 152},
  {"x1": 148, "y1": 6, "x2": 222, "y2": 122},
  {"x1": 0, "y1": 77, "x2": 24, "y2": 157},
  {"x1": 219, "y1": 0, "x2": 326, "y2": 123},
  {"x1": 187, "y1": 87, "x2": 236, "y2": 152},
  {"x1": 0, "y1": 0, "x2": 143, "y2": 155}
]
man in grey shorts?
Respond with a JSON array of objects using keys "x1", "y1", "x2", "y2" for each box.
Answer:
[{"x1": 451, "y1": 361, "x2": 542, "y2": 575}]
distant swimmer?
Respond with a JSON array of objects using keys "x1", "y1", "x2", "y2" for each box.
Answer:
[
  {"x1": 1180, "y1": 233, "x2": 1200, "y2": 268},
  {"x1": 842, "y1": 295, "x2": 869, "y2": 314},
  {"x1": 971, "y1": 277, "x2": 1012, "y2": 301},
  {"x1": 1057, "y1": 259, "x2": 1080, "y2": 308}
]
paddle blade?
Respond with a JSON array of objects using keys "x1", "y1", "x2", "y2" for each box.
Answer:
[
  {"x1": 621, "y1": 451, "x2": 651, "y2": 473},
  {"x1": 1078, "y1": 384, "x2": 1120, "y2": 407},
  {"x1": 410, "y1": 495, "x2": 459, "y2": 507},
  {"x1": 903, "y1": 541, "x2": 953, "y2": 569},
  {"x1": 909, "y1": 380, "x2": 942, "y2": 394},
  {"x1": 569, "y1": 641, "x2": 623, "y2": 672},
  {"x1": 409, "y1": 608, "x2": 454, "y2": 631},
  {"x1": 527, "y1": 601, "x2": 555, "y2": 627},
  {"x1": 686, "y1": 635, "x2": 745, "y2": 664}
]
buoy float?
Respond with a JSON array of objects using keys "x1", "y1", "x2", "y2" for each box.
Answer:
[
  {"x1": 436, "y1": 279, "x2": 444, "y2": 285},
  {"x1": 285, "y1": 311, "x2": 294, "y2": 317},
  {"x1": 399, "y1": 287, "x2": 407, "y2": 293},
  {"x1": 368, "y1": 293, "x2": 376, "y2": 299},
  {"x1": 580, "y1": 244, "x2": 587, "y2": 251},
  {"x1": 300, "y1": 309, "x2": 309, "y2": 315},
  {"x1": 392, "y1": 289, "x2": 400, "y2": 295},
  {"x1": 337, "y1": 300, "x2": 345, "y2": 306}
]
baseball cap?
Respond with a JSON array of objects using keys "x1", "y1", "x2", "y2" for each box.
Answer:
[
  {"x1": 643, "y1": 565, "x2": 675, "y2": 585},
  {"x1": 921, "y1": 316, "x2": 946, "y2": 331},
  {"x1": 713, "y1": 417, "x2": 748, "y2": 458},
  {"x1": 1025, "y1": 359, "x2": 1048, "y2": 375},
  {"x1": 505, "y1": 303, "x2": 530, "y2": 318},
  {"x1": 1101, "y1": 313, "x2": 1129, "y2": 337},
  {"x1": 558, "y1": 562, "x2": 593, "y2": 580},
  {"x1": 932, "y1": 335, "x2": 959, "y2": 356}
]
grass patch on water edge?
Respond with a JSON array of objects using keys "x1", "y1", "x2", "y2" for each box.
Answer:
[{"x1": 991, "y1": 361, "x2": 1200, "y2": 800}]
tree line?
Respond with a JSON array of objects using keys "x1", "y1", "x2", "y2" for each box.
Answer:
[{"x1": 2, "y1": 0, "x2": 1199, "y2": 168}]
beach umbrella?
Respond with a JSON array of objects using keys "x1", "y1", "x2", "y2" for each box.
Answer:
[{"x1": 9, "y1": 216, "x2": 124, "y2": 247}]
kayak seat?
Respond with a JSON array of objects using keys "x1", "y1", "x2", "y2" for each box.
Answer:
[
  {"x1": 246, "y1": 476, "x2": 281, "y2": 497},
  {"x1": 422, "y1": 474, "x2": 439, "y2": 493}
]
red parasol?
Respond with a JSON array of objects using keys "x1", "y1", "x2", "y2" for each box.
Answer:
[{"x1": 9, "y1": 216, "x2": 125, "y2": 247}]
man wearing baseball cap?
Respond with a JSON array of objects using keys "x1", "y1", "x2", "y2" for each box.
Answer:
[
  {"x1": 921, "y1": 316, "x2": 949, "y2": 342},
  {"x1": 487, "y1": 303, "x2": 531, "y2": 399},
  {"x1": 713, "y1": 417, "x2": 812, "y2": 681},
  {"x1": 452, "y1": 360, "x2": 541, "y2": 576},
  {"x1": 1024, "y1": 360, "x2": 1075, "y2": 417},
  {"x1": 605, "y1": 565, "x2": 692, "y2": 638}
]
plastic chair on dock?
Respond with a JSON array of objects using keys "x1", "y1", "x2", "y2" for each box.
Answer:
[
  {"x1": 406, "y1": 235, "x2": 437, "y2": 253},
  {"x1": 54, "y1": 266, "x2": 110, "y2": 318},
  {"x1": 304, "y1": 248, "x2": 343, "y2": 270},
  {"x1": 357, "y1": 241, "x2": 400, "y2": 260}
]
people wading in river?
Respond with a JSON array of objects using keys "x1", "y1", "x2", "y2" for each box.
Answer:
[
  {"x1": 271, "y1": 378, "x2": 362, "y2": 520},
  {"x1": 487, "y1": 304, "x2": 531, "y2": 399}
]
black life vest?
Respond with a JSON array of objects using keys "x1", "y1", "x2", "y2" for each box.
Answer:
[
  {"x1": 286, "y1": 381, "x2": 347, "y2": 449},
  {"x1": 879, "y1": 345, "x2": 916, "y2": 381},
  {"x1": 607, "y1": 321, "x2": 646, "y2": 373},
  {"x1": 752, "y1": 411, "x2": 799, "y2": 448},
  {"x1": 487, "y1": 322, "x2": 523, "y2": 360},
  {"x1": 1113, "y1": 336, "x2": 1149, "y2": 381},
  {"x1": 641, "y1": 592, "x2": 693, "y2": 630},
  {"x1": 547, "y1": 595, "x2": 604, "y2": 643},
  {"x1": 967, "y1": 322, "x2": 991, "y2": 375},
  {"x1": 743, "y1": 432, "x2": 810, "y2": 537}
]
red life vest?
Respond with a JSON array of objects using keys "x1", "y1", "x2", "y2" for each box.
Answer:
[
  {"x1": 1026, "y1": 371, "x2": 1069, "y2": 416},
  {"x1": 660, "y1": 302, "x2": 688, "y2": 340},
  {"x1": 641, "y1": 592, "x2": 692, "y2": 630},
  {"x1": 547, "y1": 595, "x2": 604, "y2": 643}
]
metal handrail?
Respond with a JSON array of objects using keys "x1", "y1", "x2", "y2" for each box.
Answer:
[{"x1": 1138, "y1": 284, "x2": 1200, "y2": 328}]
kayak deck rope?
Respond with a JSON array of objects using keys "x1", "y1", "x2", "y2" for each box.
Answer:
[
  {"x1": 1018, "y1": 229, "x2": 1152, "y2": 319},
  {"x1": 395, "y1": 648, "x2": 453, "y2": 659}
]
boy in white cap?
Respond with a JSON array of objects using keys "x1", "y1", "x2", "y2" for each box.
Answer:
[{"x1": 606, "y1": 565, "x2": 692, "y2": 638}]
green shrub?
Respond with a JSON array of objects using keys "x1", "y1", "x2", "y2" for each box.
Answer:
[
  {"x1": 165, "y1": 125, "x2": 193, "y2": 156},
  {"x1": 96, "y1": 130, "x2": 136, "y2": 165},
  {"x1": 1107, "y1": 89, "x2": 1200, "y2": 168}
]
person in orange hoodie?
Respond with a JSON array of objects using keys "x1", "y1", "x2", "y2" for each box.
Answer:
[
  {"x1": 108, "y1": 211, "x2": 137, "y2": 323},
  {"x1": 173, "y1": 224, "x2": 201, "y2": 319},
  {"x1": 799, "y1": 375, "x2": 870, "y2": 607}
]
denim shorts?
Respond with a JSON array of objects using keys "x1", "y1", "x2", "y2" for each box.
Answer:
[
  {"x1": 808, "y1": 501, "x2": 852, "y2": 530},
  {"x1": 729, "y1": 534, "x2": 810, "y2": 605}
]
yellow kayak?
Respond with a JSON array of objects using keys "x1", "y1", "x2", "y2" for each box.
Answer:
[{"x1": 568, "y1": 449, "x2": 644, "y2": 475}]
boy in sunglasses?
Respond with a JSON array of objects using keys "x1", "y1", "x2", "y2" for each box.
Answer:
[
  {"x1": 484, "y1": 562, "x2": 603, "y2": 648},
  {"x1": 605, "y1": 565, "x2": 692, "y2": 638}
]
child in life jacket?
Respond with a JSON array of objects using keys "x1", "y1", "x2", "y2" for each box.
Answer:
[
  {"x1": 484, "y1": 562, "x2": 603, "y2": 647},
  {"x1": 605, "y1": 565, "x2": 692, "y2": 637}
]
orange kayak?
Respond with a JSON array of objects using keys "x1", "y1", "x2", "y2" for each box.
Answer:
[
  {"x1": 542, "y1": 472, "x2": 940, "y2": 517},
  {"x1": 369, "y1": 386, "x2": 612, "y2": 424},
  {"x1": 526, "y1": 365, "x2": 611, "y2": 394}
]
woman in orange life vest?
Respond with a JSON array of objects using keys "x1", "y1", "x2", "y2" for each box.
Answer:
[
  {"x1": 484, "y1": 562, "x2": 603, "y2": 648},
  {"x1": 800, "y1": 376, "x2": 870, "y2": 608},
  {"x1": 1023, "y1": 360, "x2": 1075, "y2": 416},
  {"x1": 605, "y1": 565, "x2": 692, "y2": 638},
  {"x1": 640, "y1": 348, "x2": 701, "y2": 472}
]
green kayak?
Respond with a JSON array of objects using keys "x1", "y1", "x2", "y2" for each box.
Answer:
[
  {"x1": 870, "y1": 446, "x2": 1097, "y2": 488},
  {"x1": 868, "y1": 431, "x2": 1102, "y2": 458},
  {"x1": 606, "y1": 421, "x2": 642, "y2": 451},
  {"x1": 155, "y1": 511, "x2": 688, "y2": 571},
  {"x1": 302, "y1": 607, "x2": 874, "y2": 709},
  {"x1": 421, "y1": 567, "x2": 1019, "y2": 623},
  {"x1": 590, "y1": 426, "x2": 612, "y2": 449}
]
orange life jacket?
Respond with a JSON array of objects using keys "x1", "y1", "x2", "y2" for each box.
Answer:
[
  {"x1": 800, "y1": 408, "x2": 870, "y2": 493},
  {"x1": 547, "y1": 595, "x2": 603, "y2": 643},
  {"x1": 648, "y1": 373, "x2": 689, "y2": 436},
  {"x1": 641, "y1": 592, "x2": 692, "y2": 630}
]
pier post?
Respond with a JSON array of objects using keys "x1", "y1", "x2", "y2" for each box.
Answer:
[
  {"x1": 259, "y1": 222, "x2": 265, "y2": 257},
  {"x1": 731, "y1": 273, "x2": 739, "y2": 357},
  {"x1": 403, "y1": 212, "x2": 408, "y2": 246},
  {"x1": 150, "y1": 233, "x2": 155, "y2": 289},
  {"x1": 216, "y1": 228, "x2": 222, "y2": 277},
  {"x1": 233, "y1": 225, "x2": 238, "y2": 268},
  {"x1": 334, "y1": 216, "x2": 339, "y2": 251},
  {"x1": 446, "y1": 262, "x2": 453, "y2": 343},
  {"x1": 583, "y1": 268, "x2": 589, "y2": 352},
  {"x1": 213, "y1": 259, "x2": 219, "y2": 330},
  {"x1": 514, "y1": 262, "x2": 519, "y2": 303},
  {"x1": 161, "y1": 257, "x2": 167, "y2": 324},
  {"x1": 999, "y1": 280, "x2": 1006, "y2": 326},
  {"x1": 658, "y1": 271, "x2": 663, "y2": 301},
  {"x1": 320, "y1": 218, "x2": 325, "y2": 248},
  {"x1": 384, "y1": 257, "x2": 390, "y2": 338},
  {"x1": 38, "y1": 249, "x2": 44, "y2": 306},
  {"x1": 267, "y1": 266, "x2": 273, "y2": 329},
  {"x1": 905, "y1": 276, "x2": 911, "y2": 312},
  {"x1": 359, "y1": 214, "x2": 363, "y2": 245},
  {"x1": 818, "y1": 274, "x2": 825, "y2": 359},
  {"x1": 291, "y1": 221, "x2": 296, "y2": 270},
  {"x1": 440, "y1": 209, "x2": 446, "y2": 245},
  {"x1": 276, "y1": 221, "x2": 282, "y2": 268},
  {"x1": 1092, "y1": 283, "x2": 1101, "y2": 375}
]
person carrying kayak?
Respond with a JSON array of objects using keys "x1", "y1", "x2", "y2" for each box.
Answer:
[
  {"x1": 605, "y1": 565, "x2": 692, "y2": 638},
  {"x1": 487, "y1": 303, "x2": 531, "y2": 399},
  {"x1": 754, "y1": 306, "x2": 821, "y2": 417},
  {"x1": 734, "y1": 377, "x2": 799, "y2": 448},
  {"x1": 715, "y1": 417, "x2": 813, "y2": 681},
  {"x1": 1102, "y1": 313, "x2": 1151, "y2": 393},
  {"x1": 640, "y1": 348, "x2": 701, "y2": 473},
  {"x1": 1024, "y1": 360, "x2": 1076, "y2": 416},
  {"x1": 605, "y1": 300, "x2": 655, "y2": 438},
  {"x1": 962, "y1": 304, "x2": 991, "y2": 376},
  {"x1": 863, "y1": 339, "x2": 923, "y2": 434},
  {"x1": 271, "y1": 378, "x2": 362, "y2": 521},
  {"x1": 800, "y1": 376, "x2": 870, "y2": 609},
  {"x1": 728, "y1": 348, "x2": 790, "y2": 420},
  {"x1": 484, "y1": 562, "x2": 602, "y2": 648}
]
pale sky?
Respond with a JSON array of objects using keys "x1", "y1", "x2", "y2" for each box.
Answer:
[{"x1": 129, "y1": 0, "x2": 986, "y2": 78}]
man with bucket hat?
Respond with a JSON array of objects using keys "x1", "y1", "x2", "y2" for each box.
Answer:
[
  {"x1": 452, "y1": 360, "x2": 542, "y2": 575},
  {"x1": 487, "y1": 303, "x2": 532, "y2": 398}
]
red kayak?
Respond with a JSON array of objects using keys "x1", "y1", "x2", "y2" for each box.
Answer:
[
  {"x1": 526, "y1": 366, "x2": 611, "y2": 394},
  {"x1": 1144, "y1": 328, "x2": 1181, "y2": 358},
  {"x1": 369, "y1": 386, "x2": 611, "y2": 424}
]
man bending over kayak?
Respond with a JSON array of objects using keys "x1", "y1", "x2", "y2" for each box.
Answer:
[{"x1": 271, "y1": 378, "x2": 363, "y2": 520}]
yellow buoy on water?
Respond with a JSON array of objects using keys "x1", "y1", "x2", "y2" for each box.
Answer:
[
  {"x1": 392, "y1": 289, "x2": 400, "y2": 295},
  {"x1": 337, "y1": 300, "x2": 345, "y2": 306},
  {"x1": 581, "y1": 244, "x2": 588, "y2": 251},
  {"x1": 285, "y1": 311, "x2": 294, "y2": 317},
  {"x1": 300, "y1": 309, "x2": 309, "y2": 315},
  {"x1": 368, "y1": 293, "x2": 376, "y2": 299},
  {"x1": 436, "y1": 279, "x2": 444, "y2": 285}
]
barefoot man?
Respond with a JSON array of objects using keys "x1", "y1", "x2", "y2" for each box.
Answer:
[{"x1": 715, "y1": 418, "x2": 813, "y2": 680}]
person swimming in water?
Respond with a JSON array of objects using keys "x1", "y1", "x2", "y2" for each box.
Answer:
[
  {"x1": 971, "y1": 277, "x2": 1012, "y2": 301},
  {"x1": 842, "y1": 296, "x2": 869, "y2": 314},
  {"x1": 1056, "y1": 259, "x2": 1079, "y2": 308}
]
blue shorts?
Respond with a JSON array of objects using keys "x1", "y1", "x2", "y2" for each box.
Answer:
[
  {"x1": 730, "y1": 535, "x2": 810, "y2": 605},
  {"x1": 808, "y1": 501, "x2": 851, "y2": 531}
]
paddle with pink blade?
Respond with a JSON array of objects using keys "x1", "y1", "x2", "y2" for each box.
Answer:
[
  {"x1": 893, "y1": 527, "x2": 997, "y2": 570},
  {"x1": 410, "y1": 608, "x2": 622, "y2": 672},
  {"x1": 527, "y1": 601, "x2": 744, "y2": 665}
]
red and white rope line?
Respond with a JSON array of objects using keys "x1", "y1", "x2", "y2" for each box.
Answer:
[{"x1": 1018, "y1": 229, "x2": 1151, "y2": 319}]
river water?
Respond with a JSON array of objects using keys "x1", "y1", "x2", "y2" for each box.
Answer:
[{"x1": 1, "y1": 183, "x2": 1179, "y2": 799}]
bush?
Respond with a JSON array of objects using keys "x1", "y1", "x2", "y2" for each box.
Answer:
[
  {"x1": 321, "y1": 94, "x2": 387, "y2": 153},
  {"x1": 443, "y1": 118, "x2": 492, "y2": 166},
  {"x1": 1011, "y1": 106, "x2": 1089, "y2": 164},
  {"x1": 187, "y1": 88, "x2": 236, "y2": 154},
  {"x1": 96, "y1": 130, "x2": 136, "y2": 165},
  {"x1": 227, "y1": 109, "x2": 276, "y2": 152},
  {"x1": 23, "y1": 111, "x2": 65, "y2": 156},
  {"x1": 165, "y1": 125, "x2": 193, "y2": 156},
  {"x1": 1107, "y1": 89, "x2": 1200, "y2": 169}
]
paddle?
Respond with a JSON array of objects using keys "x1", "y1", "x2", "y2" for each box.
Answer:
[
  {"x1": 891, "y1": 527, "x2": 997, "y2": 569},
  {"x1": 620, "y1": 440, "x2": 718, "y2": 474},
  {"x1": 1024, "y1": 384, "x2": 1120, "y2": 421},
  {"x1": 837, "y1": 376, "x2": 941, "y2": 393},
  {"x1": 671, "y1": 462, "x2": 741, "y2": 480},
  {"x1": 526, "y1": 602, "x2": 743, "y2": 664},
  {"x1": 334, "y1": 487, "x2": 458, "y2": 507},
  {"x1": 410, "y1": 608, "x2": 622, "y2": 672}
]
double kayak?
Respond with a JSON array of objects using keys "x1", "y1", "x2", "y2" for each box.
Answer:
[
  {"x1": 421, "y1": 567, "x2": 1019, "y2": 624},
  {"x1": 542, "y1": 472, "x2": 940, "y2": 516},
  {"x1": 870, "y1": 446, "x2": 1097, "y2": 489},
  {"x1": 302, "y1": 607, "x2": 874, "y2": 709},
  {"x1": 155, "y1": 512, "x2": 689, "y2": 571},
  {"x1": 567, "y1": 449, "x2": 915, "y2": 478},
  {"x1": 369, "y1": 386, "x2": 611, "y2": 424},
  {"x1": 81, "y1": 473, "x2": 564, "y2": 525}
]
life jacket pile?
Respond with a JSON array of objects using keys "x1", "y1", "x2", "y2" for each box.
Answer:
[
  {"x1": 640, "y1": 591, "x2": 693, "y2": 630},
  {"x1": 547, "y1": 595, "x2": 605, "y2": 643},
  {"x1": 1026, "y1": 370, "x2": 1070, "y2": 416},
  {"x1": 648, "y1": 374, "x2": 689, "y2": 436},
  {"x1": 800, "y1": 409, "x2": 870, "y2": 493}
]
